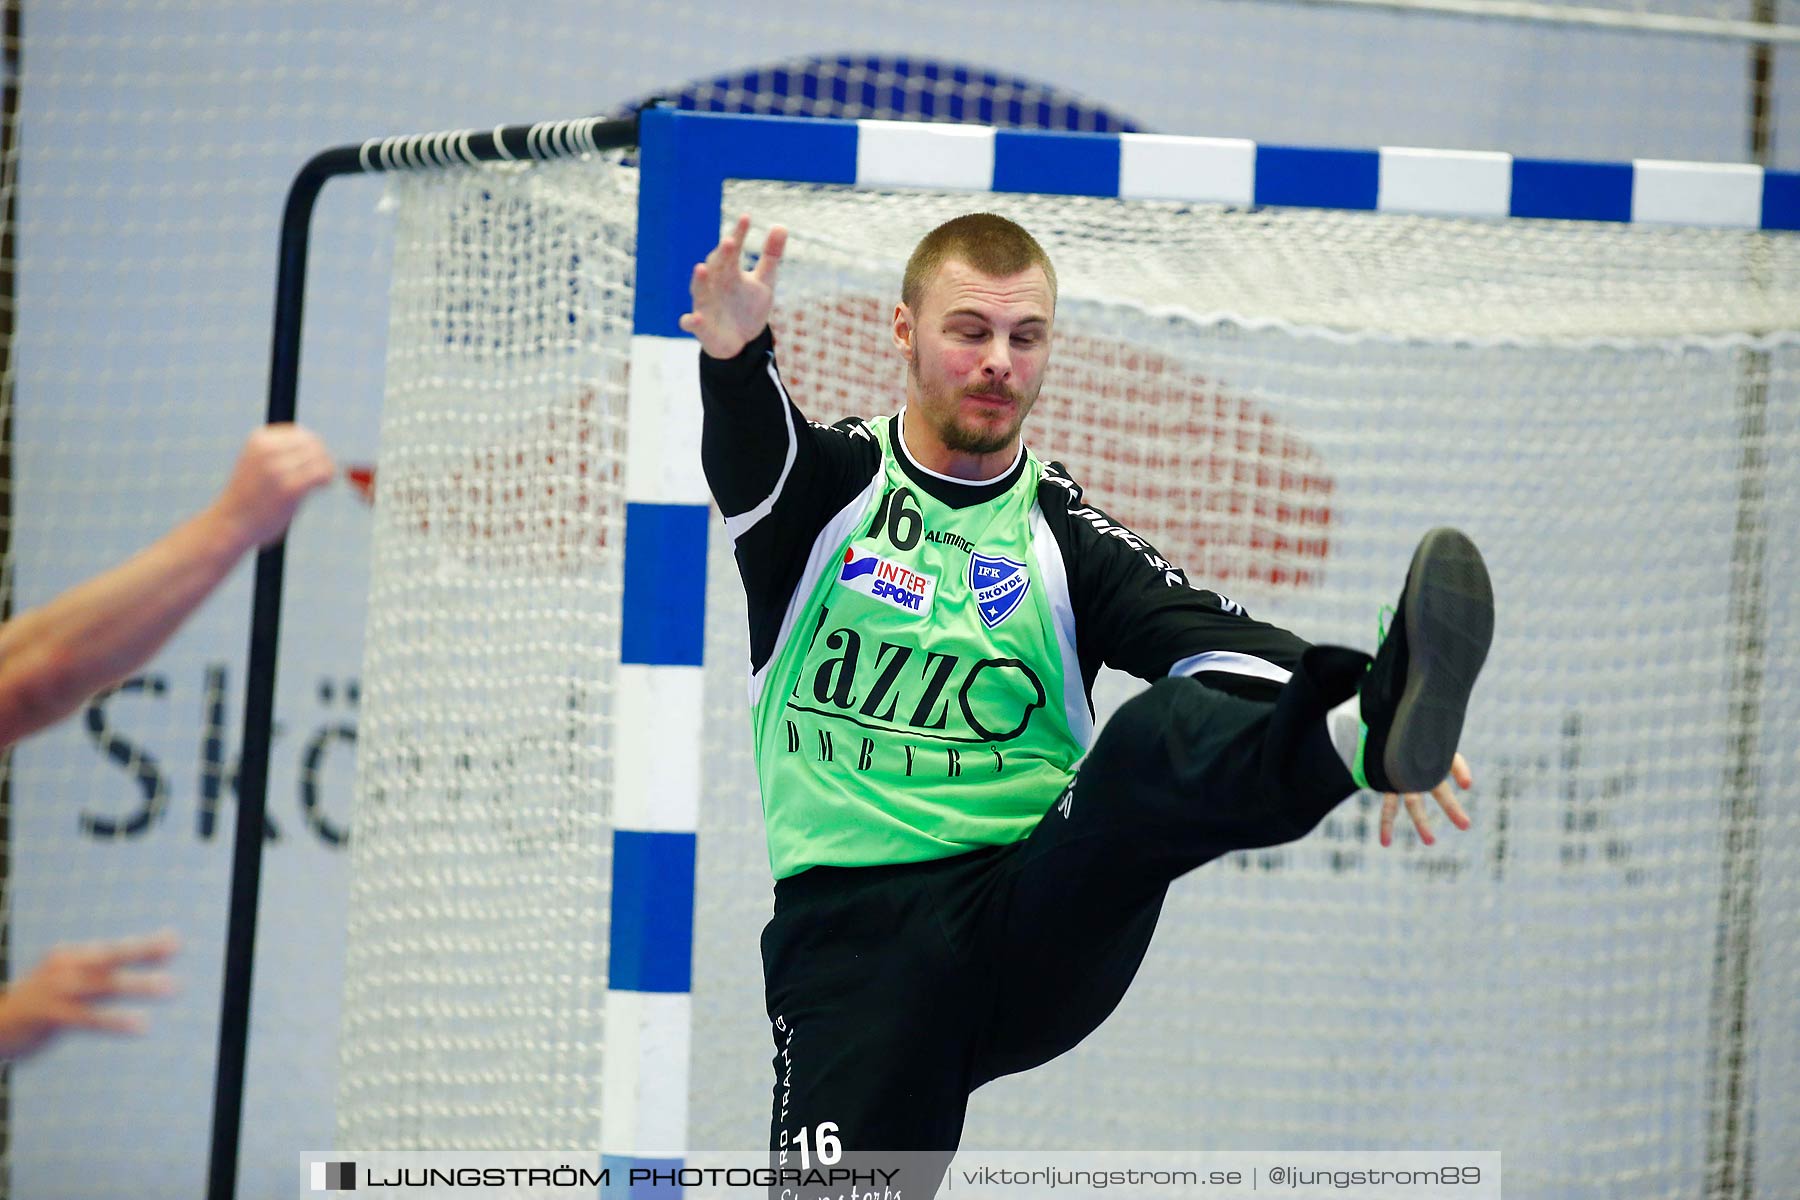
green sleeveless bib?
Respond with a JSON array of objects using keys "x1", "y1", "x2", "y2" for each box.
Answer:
[{"x1": 752, "y1": 417, "x2": 1084, "y2": 879}]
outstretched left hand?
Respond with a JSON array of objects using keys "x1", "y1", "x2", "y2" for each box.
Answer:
[{"x1": 1380, "y1": 752, "x2": 1473, "y2": 847}]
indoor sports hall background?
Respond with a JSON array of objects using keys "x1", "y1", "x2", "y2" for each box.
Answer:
[{"x1": 3, "y1": 2, "x2": 1797, "y2": 1197}]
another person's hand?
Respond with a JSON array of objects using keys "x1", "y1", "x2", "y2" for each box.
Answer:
[
  {"x1": 0, "y1": 930, "x2": 180, "y2": 1060},
  {"x1": 207, "y1": 424, "x2": 337, "y2": 552},
  {"x1": 679, "y1": 213, "x2": 787, "y2": 360},
  {"x1": 1380, "y1": 752, "x2": 1473, "y2": 847}
]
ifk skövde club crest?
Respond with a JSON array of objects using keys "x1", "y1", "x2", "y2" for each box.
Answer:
[{"x1": 970, "y1": 553, "x2": 1030, "y2": 628}]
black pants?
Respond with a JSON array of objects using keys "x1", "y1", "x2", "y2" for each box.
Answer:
[{"x1": 760, "y1": 646, "x2": 1368, "y2": 1188}]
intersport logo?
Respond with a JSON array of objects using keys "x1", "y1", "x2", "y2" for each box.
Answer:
[{"x1": 839, "y1": 547, "x2": 937, "y2": 617}]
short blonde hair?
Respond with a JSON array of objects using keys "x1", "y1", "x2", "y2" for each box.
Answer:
[{"x1": 902, "y1": 213, "x2": 1058, "y2": 312}]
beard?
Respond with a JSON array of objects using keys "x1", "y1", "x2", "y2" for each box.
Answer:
[
  {"x1": 911, "y1": 359, "x2": 1037, "y2": 456},
  {"x1": 939, "y1": 408, "x2": 1024, "y2": 454}
]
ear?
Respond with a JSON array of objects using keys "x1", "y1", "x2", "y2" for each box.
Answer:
[{"x1": 892, "y1": 302, "x2": 914, "y2": 362}]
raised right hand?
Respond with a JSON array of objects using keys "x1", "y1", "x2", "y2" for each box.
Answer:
[{"x1": 678, "y1": 213, "x2": 787, "y2": 360}]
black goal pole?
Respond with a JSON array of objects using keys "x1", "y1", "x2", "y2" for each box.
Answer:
[{"x1": 207, "y1": 110, "x2": 641, "y2": 1200}]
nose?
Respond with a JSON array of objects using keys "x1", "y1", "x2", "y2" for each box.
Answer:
[{"x1": 982, "y1": 336, "x2": 1012, "y2": 382}]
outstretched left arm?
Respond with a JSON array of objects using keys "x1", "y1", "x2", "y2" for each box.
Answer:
[
  {"x1": 1034, "y1": 461, "x2": 1309, "y2": 703},
  {"x1": 1038, "y1": 461, "x2": 1474, "y2": 847}
]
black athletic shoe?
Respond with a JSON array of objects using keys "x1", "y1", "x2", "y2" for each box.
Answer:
[{"x1": 1353, "y1": 527, "x2": 1495, "y2": 795}]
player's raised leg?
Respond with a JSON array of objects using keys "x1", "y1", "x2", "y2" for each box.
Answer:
[
  {"x1": 976, "y1": 528, "x2": 1494, "y2": 1081},
  {"x1": 1342, "y1": 527, "x2": 1495, "y2": 844}
]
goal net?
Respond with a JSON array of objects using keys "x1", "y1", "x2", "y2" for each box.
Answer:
[{"x1": 341, "y1": 146, "x2": 1800, "y2": 1197}]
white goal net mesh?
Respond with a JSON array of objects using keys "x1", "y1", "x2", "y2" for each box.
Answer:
[
  {"x1": 345, "y1": 153, "x2": 1800, "y2": 1196},
  {"x1": 337, "y1": 164, "x2": 634, "y2": 1146}
]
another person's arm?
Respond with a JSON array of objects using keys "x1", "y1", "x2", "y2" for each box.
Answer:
[
  {"x1": 0, "y1": 930, "x2": 179, "y2": 1060},
  {"x1": 0, "y1": 424, "x2": 334, "y2": 748}
]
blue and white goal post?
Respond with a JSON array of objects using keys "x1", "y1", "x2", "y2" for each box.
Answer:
[{"x1": 594, "y1": 107, "x2": 1800, "y2": 1192}]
